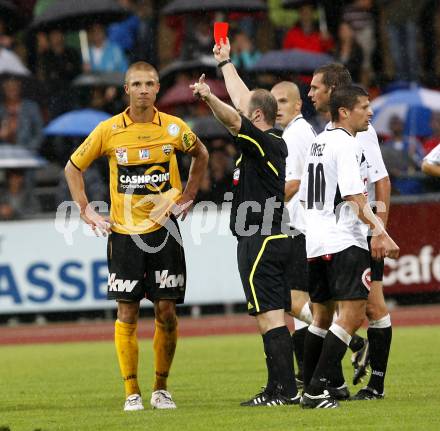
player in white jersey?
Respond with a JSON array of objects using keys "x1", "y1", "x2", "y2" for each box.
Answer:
[
  {"x1": 422, "y1": 143, "x2": 440, "y2": 177},
  {"x1": 271, "y1": 81, "x2": 316, "y2": 386},
  {"x1": 299, "y1": 85, "x2": 399, "y2": 409},
  {"x1": 309, "y1": 63, "x2": 394, "y2": 401}
]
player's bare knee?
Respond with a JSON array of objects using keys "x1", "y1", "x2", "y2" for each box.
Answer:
[
  {"x1": 117, "y1": 301, "x2": 140, "y2": 323},
  {"x1": 155, "y1": 301, "x2": 177, "y2": 330},
  {"x1": 366, "y1": 302, "x2": 388, "y2": 321}
]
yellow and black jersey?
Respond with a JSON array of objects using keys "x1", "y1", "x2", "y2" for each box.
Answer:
[{"x1": 70, "y1": 107, "x2": 197, "y2": 235}]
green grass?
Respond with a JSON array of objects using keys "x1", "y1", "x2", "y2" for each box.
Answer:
[{"x1": 0, "y1": 326, "x2": 439, "y2": 431}]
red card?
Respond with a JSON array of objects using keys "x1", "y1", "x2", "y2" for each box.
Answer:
[{"x1": 214, "y1": 22, "x2": 229, "y2": 45}]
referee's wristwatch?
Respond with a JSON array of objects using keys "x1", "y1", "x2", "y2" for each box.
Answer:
[{"x1": 218, "y1": 59, "x2": 232, "y2": 68}]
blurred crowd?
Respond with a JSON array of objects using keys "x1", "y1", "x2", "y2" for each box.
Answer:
[{"x1": 1, "y1": 0, "x2": 440, "y2": 221}]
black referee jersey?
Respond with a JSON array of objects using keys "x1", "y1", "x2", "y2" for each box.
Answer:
[{"x1": 230, "y1": 116, "x2": 288, "y2": 237}]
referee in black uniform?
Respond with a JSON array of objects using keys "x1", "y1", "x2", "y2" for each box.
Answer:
[{"x1": 191, "y1": 73, "x2": 299, "y2": 406}]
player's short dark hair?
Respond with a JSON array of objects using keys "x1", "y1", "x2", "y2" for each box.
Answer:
[
  {"x1": 314, "y1": 63, "x2": 352, "y2": 89},
  {"x1": 248, "y1": 89, "x2": 277, "y2": 126},
  {"x1": 125, "y1": 61, "x2": 159, "y2": 84},
  {"x1": 330, "y1": 85, "x2": 369, "y2": 122}
]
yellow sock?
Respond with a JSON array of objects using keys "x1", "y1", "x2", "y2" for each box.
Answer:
[
  {"x1": 153, "y1": 319, "x2": 177, "y2": 391},
  {"x1": 115, "y1": 320, "x2": 140, "y2": 397}
]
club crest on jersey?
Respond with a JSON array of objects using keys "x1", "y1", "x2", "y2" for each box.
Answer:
[
  {"x1": 162, "y1": 144, "x2": 173, "y2": 155},
  {"x1": 115, "y1": 147, "x2": 128, "y2": 163},
  {"x1": 167, "y1": 123, "x2": 180, "y2": 137},
  {"x1": 233, "y1": 167, "x2": 240, "y2": 186},
  {"x1": 139, "y1": 149, "x2": 150, "y2": 160}
]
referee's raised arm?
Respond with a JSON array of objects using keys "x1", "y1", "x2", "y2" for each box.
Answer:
[
  {"x1": 190, "y1": 74, "x2": 242, "y2": 136},
  {"x1": 213, "y1": 38, "x2": 252, "y2": 115}
]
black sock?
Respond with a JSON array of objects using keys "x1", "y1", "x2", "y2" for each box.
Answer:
[
  {"x1": 367, "y1": 326, "x2": 392, "y2": 393},
  {"x1": 262, "y1": 335, "x2": 277, "y2": 394},
  {"x1": 292, "y1": 326, "x2": 308, "y2": 380},
  {"x1": 331, "y1": 360, "x2": 345, "y2": 388},
  {"x1": 263, "y1": 326, "x2": 297, "y2": 398},
  {"x1": 349, "y1": 333, "x2": 365, "y2": 353},
  {"x1": 303, "y1": 329, "x2": 325, "y2": 388},
  {"x1": 308, "y1": 331, "x2": 348, "y2": 395}
]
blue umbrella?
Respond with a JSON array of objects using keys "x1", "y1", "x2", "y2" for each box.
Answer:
[
  {"x1": 371, "y1": 87, "x2": 440, "y2": 137},
  {"x1": 250, "y1": 49, "x2": 334, "y2": 74},
  {"x1": 44, "y1": 109, "x2": 112, "y2": 137}
]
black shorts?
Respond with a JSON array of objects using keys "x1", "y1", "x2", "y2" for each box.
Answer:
[
  {"x1": 367, "y1": 236, "x2": 384, "y2": 282},
  {"x1": 107, "y1": 224, "x2": 186, "y2": 303},
  {"x1": 308, "y1": 246, "x2": 370, "y2": 303},
  {"x1": 285, "y1": 233, "x2": 308, "y2": 292},
  {"x1": 237, "y1": 234, "x2": 291, "y2": 316}
]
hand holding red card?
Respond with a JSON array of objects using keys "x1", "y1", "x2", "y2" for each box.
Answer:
[{"x1": 214, "y1": 22, "x2": 229, "y2": 45}]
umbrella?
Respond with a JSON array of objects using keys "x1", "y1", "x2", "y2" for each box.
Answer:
[
  {"x1": 158, "y1": 79, "x2": 229, "y2": 108},
  {"x1": 30, "y1": 0, "x2": 129, "y2": 31},
  {"x1": 0, "y1": 0, "x2": 28, "y2": 33},
  {"x1": 0, "y1": 145, "x2": 47, "y2": 169},
  {"x1": 44, "y1": 109, "x2": 112, "y2": 137},
  {"x1": 160, "y1": 57, "x2": 218, "y2": 83},
  {"x1": 250, "y1": 49, "x2": 334, "y2": 74},
  {"x1": 191, "y1": 116, "x2": 230, "y2": 140},
  {"x1": 162, "y1": 0, "x2": 267, "y2": 15},
  {"x1": 371, "y1": 87, "x2": 440, "y2": 137},
  {"x1": 72, "y1": 72, "x2": 125, "y2": 87}
]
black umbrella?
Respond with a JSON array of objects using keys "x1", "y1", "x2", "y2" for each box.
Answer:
[
  {"x1": 0, "y1": 0, "x2": 28, "y2": 33},
  {"x1": 72, "y1": 72, "x2": 125, "y2": 87},
  {"x1": 159, "y1": 55, "x2": 217, "y2": 82},
  {"x1": 250, "y1": 49, "x2": 334, "y2": 74},
  {"x1": 30, "y1": 0, "x2": 129, "y2": 32},
  {"x1": 162, "y1": 0, "x2": 267, "y2": 15},
  {"x1": 192, "y1": 116, "x2": 230, "y2": 140}
]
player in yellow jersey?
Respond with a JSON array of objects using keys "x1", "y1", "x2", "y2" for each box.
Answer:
[{"x1": 65, "y1": 62, "x2": 209, "y2": 411}]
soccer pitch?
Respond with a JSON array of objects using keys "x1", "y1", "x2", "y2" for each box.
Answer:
[{"x1": 0, "y1": 326, "x2": 438, "y2": 431}]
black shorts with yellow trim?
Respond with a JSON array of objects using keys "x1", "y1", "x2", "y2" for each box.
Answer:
[
  {"x1": 107, "y1": 221, "x2": 186, "y2": 304},
  {"x1": 367, "y1": 236, "x2": 385, "y2": 282},
  {"x1": 285, "y1": 233, "x2": 308, "y2": 292},
  {"x1": 308, "y1": 246, "x2": 370, "y2": 303},
  {"x1": 237, "y1": 233, "x2": 291, "y2": 316}
]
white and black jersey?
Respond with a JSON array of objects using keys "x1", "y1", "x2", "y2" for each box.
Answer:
[
  {"x1": 299, "y1": 127, "x2": 369, "y2": 258},
  {"x1": 326, "y1": 122, "x2": 388, "y2": 202},
  {"x1": 424, "y1": 143, "x2": 440, "y2": 165},
  {"x1": 284, "y1": 115, "x2": 317, "y2": 233}
]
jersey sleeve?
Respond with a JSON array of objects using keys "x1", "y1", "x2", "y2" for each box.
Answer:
[
  {"x1": 359, "y1": 125, "x2": 389, "y2": 183},
  {"x1": 336, "y1": 139, "x2": 365, "y2": 197},
  {"x1": 284, "y1": 122, "x2": 315, "y2": 181},
  {"x1": 424, "y1": 143, "x2": 440, "y2": 165},
  {"x1": 174, "y1": 118, "x2": 198, "y2": 153},
  {"x1": 70, "y1": 123, "x2": 105, "y2": 171}
]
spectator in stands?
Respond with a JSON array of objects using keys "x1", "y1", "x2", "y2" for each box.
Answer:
[
  {"x1": 382, "y1": 0, "x2": 427, "y2": 82},
  {"x1": 37, "y1": 29, "x2": 82, "y2": 117},
  {"x1": 383, "y1": 115, "x2": 425, "y2": 173},
  {"x1": 230, "y1": 31, "x2": 261, "y2": 71},
  {"x1": 268, "y1": 0, "x2": 298, "y2": 47},
  {"x1": 0, "y1": 169, "x2": 41, "y2": 220},
  {"x1": 0, "y1": 18, "x2": 13, "y2": 49},
  {"x1": 108, "y1": 0, "x2": 157, "y2": 65},
  {"x1": 85, "y1": 23, "x2": 128, "y2": 73},
  {"x1": 423, "y1": 111, "x2": 440, "y2": 154},
  {"x1": 181, "y1": 15, "x2": 213, "y2": 60},
  {"x1": 38, "y1": 30, "x2": 81, "y2": 83},
  {"x1": 0, "y1": 76, "x2": 43, "y2": 151},
  {"x1": 342, "y1": 0, "x2": 375, "y2": 85},
  {"x1": 282, "y1": 4, "x2": 333, "y2": 53},
  {"x1": 334, "y1": 21, "x2": 363, "y2": 83}
]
